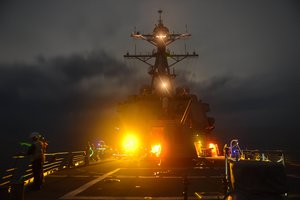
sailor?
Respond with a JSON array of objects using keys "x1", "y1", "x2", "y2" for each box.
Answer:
[
  {"x1": 223, "y1": 144, "x2": 230, "y2": 157},
  {"x1": 27, "y1": 132, "x2": 45, "y2": 190},
  {"x1": 85, "y1": 142, "x2": 91, "y2": 165},
  {"x1": 39, "y1": 134, "x2": 49, "y2": 155}
]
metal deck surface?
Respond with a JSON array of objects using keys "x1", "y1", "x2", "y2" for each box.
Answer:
[{"x1": 21, "y1": 158, "x2": 300, "y2": 200}]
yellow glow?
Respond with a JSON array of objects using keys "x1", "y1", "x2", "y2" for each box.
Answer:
[
  {"x1": 226, "y1": 195, "x2": 233, "y2": 200},
  {"x1": 208, "y1": 143, "x2": 218, "y2": 157},
  {"x1": 151, "y1": 144, "x2": 161, "y2": 157},
  {"x1": 208, "y1": 143, "x2": 215, "y2": 149},
  {"x1": 122, "y1": 134, "x2": 139, "y2": 153},
  {"x1": 160, "y1": 81, "x2": 169, "y2": 91},
  {"x1": 194, "y1": 140, "x2": 202, "y2": 157},
  {"x1": 156, "y1": 34, "x2": 167, "y2": 39}
]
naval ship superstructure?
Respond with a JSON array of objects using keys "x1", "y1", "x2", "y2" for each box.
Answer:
[{"x1": 117, "y1": 10, "x2": 217, "y2": 165}]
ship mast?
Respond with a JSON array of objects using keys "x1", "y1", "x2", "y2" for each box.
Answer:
[{"x1": 124, "y1": 10, "x2": 198, "y2": 96}]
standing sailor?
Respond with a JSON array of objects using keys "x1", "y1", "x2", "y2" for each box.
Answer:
[{"x1": 27, "y1": 132, "x2": 45, "y2": 190}]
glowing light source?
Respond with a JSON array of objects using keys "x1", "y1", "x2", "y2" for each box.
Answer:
[
  {"x1": 151, "y1": 144, "x2": 162, "y2": 157},
  {"x1": 156, "y1": 34, "x2": 167, "y2": 40},
  {"x1": 208, "y1": 143, "x2": 219, "y2": 157},
  {"x1": 159, "y1": 79, "x2": 170, "y2": 92},
  {"x1": 161, "y1": 81, "x2": 167, "y2": 88},
  {"x1": 122, "y1": 134, "x2": 139, "y2": 153},
  {"x1": 194, "y1": 140, "x2": 203, "y2": 157}
]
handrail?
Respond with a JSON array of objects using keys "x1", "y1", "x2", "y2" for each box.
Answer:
[
  {"x1": 0, "y1": 151, "x2": 87, "y2": 189},
  {"x1": 224, "y1": 147, "x2": 287, "y2": 199}
]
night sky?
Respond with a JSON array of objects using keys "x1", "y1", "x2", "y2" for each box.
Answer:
[{"x1": 1, "y1": 1, "x2": 299, "y2": 161}]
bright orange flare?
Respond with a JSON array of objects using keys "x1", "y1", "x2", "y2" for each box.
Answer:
[
  {"x1": 122, "y1": 134, "x2": 139, "y2": 153},
  {"x1": 208, "y1": 143, "x2": 219, "y2": 157},
  {"x1": 151, "y1": 144, "x2": 162, "y2": 157}
]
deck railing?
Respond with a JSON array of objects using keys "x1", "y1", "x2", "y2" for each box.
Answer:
[{"x1": 0, "y1": 151, "x2": 87, "y2": 190}]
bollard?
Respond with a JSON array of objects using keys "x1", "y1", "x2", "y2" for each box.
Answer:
[{"x1": 10, "y1": 182, "x2": 24, "y2": 200}]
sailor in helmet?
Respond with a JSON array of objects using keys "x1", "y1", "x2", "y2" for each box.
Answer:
[{"x1": 27, "y1": 132, "x2": 45, "y2": 190}]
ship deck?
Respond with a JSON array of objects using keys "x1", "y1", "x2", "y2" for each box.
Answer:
[{"x1": 20, "y1": 157, "x2": 300, "y2": 200}]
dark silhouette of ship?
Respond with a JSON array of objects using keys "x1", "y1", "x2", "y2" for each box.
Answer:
[{"x1": 117, "y1": 10, "x2": 217, "y2": 166}]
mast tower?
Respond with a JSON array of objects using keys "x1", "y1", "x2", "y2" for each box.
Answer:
[{"x1": 124, "y1": 10, "x2": 198, "y2": 96}]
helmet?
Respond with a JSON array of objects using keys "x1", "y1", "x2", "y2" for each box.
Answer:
[{"x1": 30, "y1": 132, "x2": 40, "y2": 139}]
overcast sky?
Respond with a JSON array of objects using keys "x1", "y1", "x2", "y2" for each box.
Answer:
[{"x1": 1, "y1": 1, "x2": 299, "y2": 160}]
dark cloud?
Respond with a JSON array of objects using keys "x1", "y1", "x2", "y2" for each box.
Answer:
[
  {"x1": 0, "y1": 51, "x2": 135, "y2": 106},
  {"x1": 176, "y1": 63, "x2": 300, "y2": 151},
  {"x1": 0, "y1": 51, "x2": 147, "y2": 158}
]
